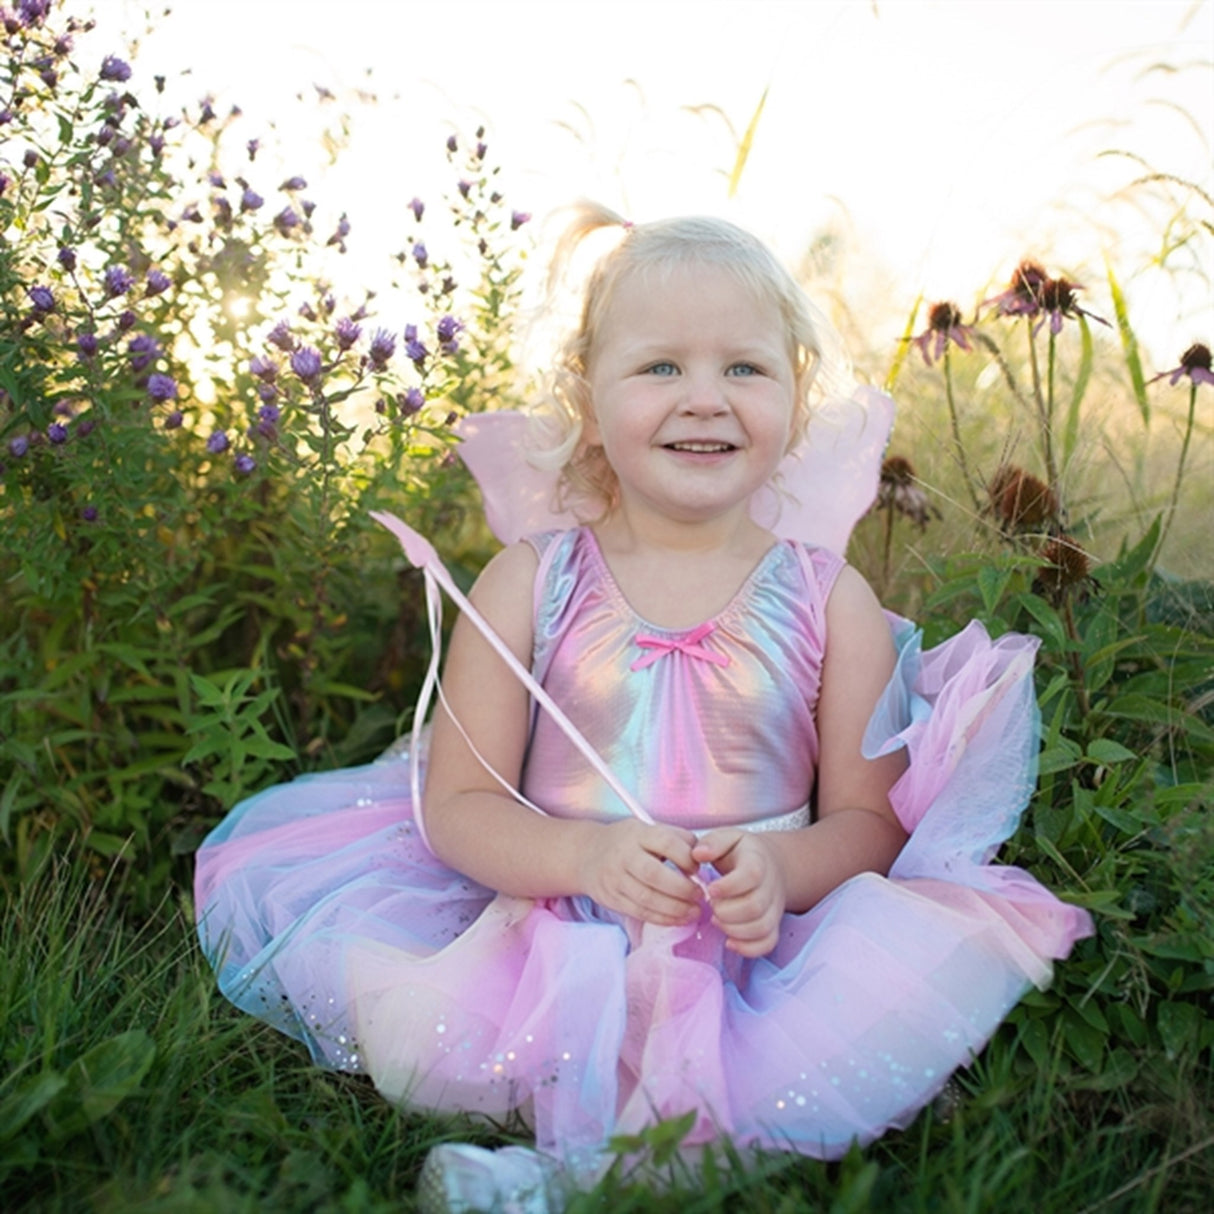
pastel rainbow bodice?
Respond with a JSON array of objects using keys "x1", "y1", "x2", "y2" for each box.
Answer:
[{"x1": 520, "y1": 528, "x2": 844, "y2": 830}]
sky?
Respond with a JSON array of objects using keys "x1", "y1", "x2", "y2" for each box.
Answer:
[{"x1": 96, "y1": 0, "x2": 1213, "y2": 360}]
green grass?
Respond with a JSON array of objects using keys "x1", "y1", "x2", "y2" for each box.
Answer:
[{"x1": 2, "y1": 859, "x2": 1210, "y2": 1213}]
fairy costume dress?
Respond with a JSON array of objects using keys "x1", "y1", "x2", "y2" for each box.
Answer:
[{"x1": 194, "y1": 389, "x2": 1092, "y2": 1166}]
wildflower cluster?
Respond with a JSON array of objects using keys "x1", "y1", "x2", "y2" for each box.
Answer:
[{"x1": 1, "y1": 0, "x2": 534, "y2": 876}]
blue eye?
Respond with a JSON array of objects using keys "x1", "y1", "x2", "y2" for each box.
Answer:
[
  {"x1": 728, "y1": 362, "x2": 761, "y2": 377},
  {"x1": 646, "y1": 362, "x2": 678, "y2": 376}
]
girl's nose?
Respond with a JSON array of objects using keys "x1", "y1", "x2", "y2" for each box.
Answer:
[{"x1": 680, "y1": 373, "x2": 729, "y2": 416}]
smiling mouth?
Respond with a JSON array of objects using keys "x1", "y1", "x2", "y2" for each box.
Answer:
[{"x1": 663, "y1": 441, "x2": 736, "y2": 453}]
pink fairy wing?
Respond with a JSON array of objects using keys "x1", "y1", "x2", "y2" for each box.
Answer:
[
  {"x1": 455, "y1": 386, "x2": 895, "y2": 552},
  {"x1": 752, "y1": 385, "x2": 896, "y2": 553}
]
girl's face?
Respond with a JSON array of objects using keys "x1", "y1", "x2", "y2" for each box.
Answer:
[{"x1": 584, "y1": 262, "x2": 797, "y2": 529}]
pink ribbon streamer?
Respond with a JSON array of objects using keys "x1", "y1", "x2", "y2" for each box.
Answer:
[{"x1": 371, "y1": 511, "x2": 656, "y2": 849}]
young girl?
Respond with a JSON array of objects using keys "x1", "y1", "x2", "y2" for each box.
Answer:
[{"x1": 196, "y1": 208, "x2": 1092, "y2": 1212}]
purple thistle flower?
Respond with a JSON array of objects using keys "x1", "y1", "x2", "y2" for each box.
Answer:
[
  {"x1": 457, "y1": 179, "x2": 472, "y2": 199},
  {"x1": 301, "y1": 198, "x2": 316, "y2": 219},
  {"x1": 145, "y1": 268, "x2": 171, "y2": 297},
  {"x1": 435, "y1": 314, "x2": 463, "y2": 344},
  {"x1": 335, "y1": 317, "x2": 362, "y2": 351},
  {"x1": 249, "y1": 354, "x2": 279, "y2": 382},
  {"x1": 81, "y1": 505, "x2": 98, "y2": 522},
  {"x1": 208, "y1": 171, "x2": 226, "y2": 188},
  {"x1": 510, "y1": 210, "x2": 531, "y2": 231},
  {"x1": 8, "y1": 435, "x2": 29, "y2": 458},
  {"x1": 405, "y1": 337, "x2": 428, "y2": 364},
  {"x1": 404, "y1": 323, "x2": 418, "y2": 343},
  {"x1": 96, "y1": 125, "x2": 114, "y2": 146},
  {"x1": 47, "y1": 422, "x2": 68, "y2": 444},
  {"x1": 23, "y1": 149, "x2": 38, "y2": 168},
  {"x1": 412, "y1": 242, "x2": 428, "y2": 268},
  {"x1": 181, "y1": 203, "x2": 203, "y2": 224},
  {"x1": 20, "y1": 0, "x2": 50, "y2": 26},
  {"x1": 57, "y1": 246, "x2": 77, "y2": 271},
  {"x1": 247, "y1": 138, "x2": 260, "y2": 161},
  {"x1": 280, "y1": 175, "x2": 307, "y2": 191},
  {"x1": 290, "y1": 346, "x2": 323, "y2": 383},
  {"x1": 409, "y1": 196, "x2": 424, "y2": 221},
  {"x1": 116, "y1": 310, "x2": 137, "y2": 331},
  {"x1": 28, "y1": 285, "x2": 55, "y2": 313},
  {"x1": 103, "y1": 265, "x2": 133, "y2": 297},
  {"x1": 258, "y1": 403, "x2": 281, "y2": 424},
  {"x1": 446, "y1": 134, "x2": 458, "y2": 153},
  {"x1": 149, "y1": 133, "x2": 165, "y2": 157},
  {"x1": 368, "y1": 328, "x2": 396, "y2": 370},
  {"x1": 274, "y1": 206, "x2": 301, "y2": 234},
  {"x1": 0, "y1": 173, "x2": 10, "y2": 196},
  {"x1": 401, "y1": 387, "x2": 425, "y2": 416},
  {"x1": 54, "y1": 34, "x2": 73, "y2": 56},
  {"x1": 1150, "y1": 342, "x2": 1214, "y2": 388},
  {"x1": 164, "y1": 410, "x2": 183, "y2": 430},
  {"x1": 234, "y1": 452, "x2": 256, "y2": 475},
  {"x1": 128, "y1": 334, "x2": 162, "y2": 372},
  {"x1": 256, "y1": 382, "x2": 279, "y2": 403},
  {"x1": 147, "y1": 373, "x2": 177, "y2": 402},
  {"x1": 99, "y1": 54, "x2": 131, "y2": 82},
  {"x1": 41, "y1": 68, "x2": 58, "y2": 88},
  {"x1": 206, "y1": 430, "x2": 230, "y2": 455},
  {"x1": 327, "y1": 213, "x2": 351, "y2": 248},
  {"x1": 77, "y1": 417, "x2": 96, "y2": 439},
  {"x1": 267, "y1": 320, "x2": 295, "y2": 351},
  {"x1": 240, "y1": 187, "x2": 264, "y2": 212},
  {"x1": 77, "y1": 331, "x2": 98, "y2": 358}
]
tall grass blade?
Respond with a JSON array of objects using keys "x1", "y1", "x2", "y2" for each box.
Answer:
[
  {"x1": 885, "y1": 295, "x2": 923, "y2": 391},
  {"x1": 728, "y1": 86, "x2": 769, "y2": 198},
  {"x1": 1106, "y1": 259, "x2": 1149, "y2": 424},
  {"x1": 1063, "y1": 313, "x2": 1094, "y2": 468}
]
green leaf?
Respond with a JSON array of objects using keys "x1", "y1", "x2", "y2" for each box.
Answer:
[
  {"x1": 1015, "y1": 592, "x2": 1070, "y2": 653},
  {"x1": 0, "y1": 1071, "x2": 68, "y2": 1143},
  {"x1": 977, "y1": 564, "x2": 1011, "y2": 616},
  {"x1": 1157, "y1": 1001, "x2": 1203, "y2": 1060},
  {"x1": 1063, "y1": 1006, "x2": 1107, "y2": 1070},
  {"x1": 1038, "y1": 739, "x2": 1082, "y2": 775},
  {"x1": 42, "y1": 1030, "x2": 156, "y2": 1143},
  {"x1": 1106, "y1": 258, "x2": 1149, "y2": 425},
  {"x1": 1086, "y1": 738, "x2": 1138, "y2": 765}
]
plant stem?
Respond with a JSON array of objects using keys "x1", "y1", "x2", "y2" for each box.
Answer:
[
  {"x1": 1061, "y1": 595, "x2": 1090, "y2": 721},
  {"x1": 881, "y1": 501, "x2": 895, "y2": 596},
  {"x1": 1153, "y1": 382, "x2": 1198, "y2": 567},
  {"x1": 1026, "y1": 321, "x2": 1060, "y2": 498},
  {"x1": 943, "y1": 345, "x2": 982, "y2": 516}
]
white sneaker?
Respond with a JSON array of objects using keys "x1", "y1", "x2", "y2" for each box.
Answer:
[{"x1": 416, "y1": 1143, "x2": 566, "y2": 1214}]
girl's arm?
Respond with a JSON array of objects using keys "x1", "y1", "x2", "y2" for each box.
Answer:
[
  {"x1": 693, "y1": 564, "x2": 908, "y2": 953},
  {"x1": 422, "y1": 542, "x2": 701, "y2": 924}
]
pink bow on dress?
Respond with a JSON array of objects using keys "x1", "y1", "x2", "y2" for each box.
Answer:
[{"x1": 630, "y1": 622, "x2": 731, "y2": 671}]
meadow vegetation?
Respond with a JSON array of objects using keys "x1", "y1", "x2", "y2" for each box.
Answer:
[{"x1": 1, "y1": 2, "x2": 1210, "y2": 1209}]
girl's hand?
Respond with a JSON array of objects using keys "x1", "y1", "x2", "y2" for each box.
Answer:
[
  {"x1": 692, "y1": 829, "x2": 788, "y2": 957},
  {"x1": 578, "y1": 820, "x2": 701, "y2": 926}
]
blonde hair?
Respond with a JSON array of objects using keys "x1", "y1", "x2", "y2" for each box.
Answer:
[{"x1": 529, "y1": 202, "x2": 842, "y2": 517}]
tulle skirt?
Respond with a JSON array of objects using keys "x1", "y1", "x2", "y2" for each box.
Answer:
[{"x1": 195, "y1": 619, "x2": 1091, "y2": 1163}]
